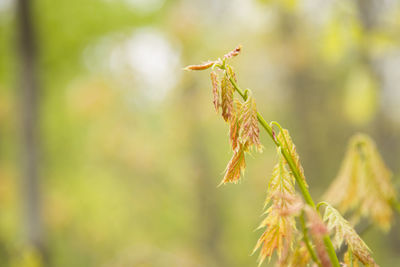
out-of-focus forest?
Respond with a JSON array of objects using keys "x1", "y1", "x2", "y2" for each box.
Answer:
[{"x1": 0, "y1": 0, "x2": 400, "y2": 266}]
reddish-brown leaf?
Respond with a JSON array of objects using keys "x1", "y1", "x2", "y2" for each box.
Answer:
[
  {"x1": 223, "y1": 45, "x2": 242, "y2": 59},
  {"x1": 220, "y1": 144, "x2": 246, "y2": 184},
  {"x1": 210, "y1": 71, "x2": 220, "y2": 112},
  {"x1": 221, "y1": 75, "x2": 234, "y2": 122}
]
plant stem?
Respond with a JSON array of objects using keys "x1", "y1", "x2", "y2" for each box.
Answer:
[
  {"x1": 300, "y1": 212, "x2": 322, "y2": 267},
  {"x1": 322, "y1": 235, "x2": 340, "y2": 267},
  {"x1": 226, "y1": 73, "x2": 341, "y2": 267},
  {"x1": 349, "y1": 249, "x2": 354, "y2": 267},
  {"x1": 229, "y1": 75, "x2": 315, "y2": 208}
]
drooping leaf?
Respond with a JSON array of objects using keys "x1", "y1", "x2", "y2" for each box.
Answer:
[
  {"x1": 220, "y1": 143, "x2": 247, "y2": 184},
  {"x1": 210, "y1": 71, "x2": 220, "y2": 112},
  {"x1": 220, "y1": 74, "x2": 234, "y2": 122},
  {"x1": 324, "y1": 133, "x2": 397, "y2": 231},
  {"x1": 277, "y1": 129, "x2": 308, "y2": 187},
  {"x1": 344, "y1": 250, "x2": 360, "y2": 267},
  {"x1": 265, "y1": 153, "x2": 296, "y2": 207},
  {"x1": 323, "y1": 203, "x2": 378, "y2": 267},
  {"x1": 284, "y1": 242, "x2": 311, "y2": 267},
  {"x1": 240, "y1": 93, "x2": 262, "y2": 152},
  {"x1": 229, "y1": 99, "x2": 243, "y2": 151},
  {"x1": 253, "y1": 150, "x2": 299, "y2": 266}
]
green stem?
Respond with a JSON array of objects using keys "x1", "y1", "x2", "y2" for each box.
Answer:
[
  {"x1": 226, "y1": 72, "x2": 340, "y2": 267},
  {"x1": 300, "y1": 212, "x2": 322, "y2": 267},
  {"x1": 349, "y1": 249, "x2": 354, "y2": 267},
  {"x1": 323, "y1": 235, "x2": 340, "y2": 267},
  {"x1": 316, "y1": 201, "x2": 329, "y2": 211},
  {"x1": 229, "y1": 74, "x2": 315, "y2": 208}
]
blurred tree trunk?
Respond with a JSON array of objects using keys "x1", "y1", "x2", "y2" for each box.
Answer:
[
  {"x1": 16, "y1": 0, "x2": 47, "y2": 263},
  {"x1": 274, "y1": 10, "x2": 346, "y2": 192},
  {"x1": 356, "y1": 0, "x2": 400, "y2": 170},
  {"x1": 182, "y1": 82, "x2": 227, "y2": 267},
  {"x1": 192, "y1": 130, "x2": 226, "y2": 267},
  {"x1": 356, "y1": 0, "x2": 400, "y2": 251}
]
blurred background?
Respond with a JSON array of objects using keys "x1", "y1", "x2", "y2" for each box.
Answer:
[{"x1": 1, "y1": 0, "x2": 400, "y2": 266}]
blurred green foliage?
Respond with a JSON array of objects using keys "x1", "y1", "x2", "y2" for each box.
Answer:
[{"x1": 0, "y1": 0, "x2": 400, "y2": 266}]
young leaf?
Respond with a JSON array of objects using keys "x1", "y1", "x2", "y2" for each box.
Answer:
[
  {"x1": 240, "y1": 93, "x2": 262, "y2": 152},
  {"x1": 284, "y1": 242, "x2": 311, "y2": 267},
  {"x1": 184, "y1": 45, "x2": 241, "y2": 72},
  {"x1": 344, "y1": 250, "x2": 359, "y2": 267},
  {"x1": 210, "y1": 71, "x2": 220, "y2": 112},
  {"x1": 323, "y1": 203, "x2": 379, "y2": 267},
  {"x1": 324, "y1": 133, "x2": 397, "y2": 231},
  {"x1": 253, "y1": 150, "x2": 299, "y2": 266},
  {"x1": 220, "y1": 143, "x2": 247, "y2": 184},
  {"x1": 277, "y1": 129, "x2": 308, "y2": 187},
  {"x1": 223, "y1": 45, "x2": 242, "y2": 59},
  {"x1": 229, "y1": 99, "x2": 243, "y2": 151},
  {"x1": 184, "y1": 61, "x2": 215, "y2": 71},
  {"x1": 226, "y1": 64, "x2": 237, "y2": 82},
  {"x1": 220, "y1": 74, "x2": 234, "y2": 122},
  {"x1": 264, "y1": 152, "x2": 296, "y2": 207}
]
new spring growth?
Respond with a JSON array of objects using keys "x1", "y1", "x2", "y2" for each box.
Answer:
[
  {"x1": 324, "y1": 133, "x2": 398, "y2": 231},
  {"x1": 184, "y1": 45, "x2": 328, "y2": 266},
  {"x1": 184, "y1": 45, "x2": 242, "y2": 71},
  {"x1": 252, "y1": 147, "x2": 300, "y2": 266},
  {"x1": 277, "y1": 128, "x2": 308, "y2": 188},
  {"x1": 184, "y1": 46, "x2": 388, "y2": 267},
  {"x1": 282, "y1": 242, "x2": 311, "y2": 267},
  {"x1": 185, "y1": 46, "x2": 262, "y2": 185},
  {"x1": 320, "y1": 203, "x2": 379, "y2": 267}
]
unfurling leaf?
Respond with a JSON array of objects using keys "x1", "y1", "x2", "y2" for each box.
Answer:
[
  {"x1": 240, "y1": 94, "x2": 262, "y2": 152},
  {"x1": 184, "y1": 61, "x2": 214, "y2": 71},
  {"x1": 184, "y1": 45, "x2": 241, "y2": 72},
  {"x1": 220, "y1": 143, "x2": 247, "y2": 185},
  {"x1": 253, "y1": 150, "x2": 299, "y2": 266},
  {"x1": 221, "y1": 75, "x2": 234, "y2": 122},
  {"x1": 323, "y1": 133, "x2": 397, "y2": 231},
  {"x1": 210, "y1": 71, "x2": 220, "y2": 112},
  {"x1": 277, "y1": 129, "x2": 308, "y2": 187},
  {"x1": 322, "y1": 203, "x2": 379, "y2": 267},
  {"x1": 223, "y1": 45, "x2": 242, "y2": 59}
]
